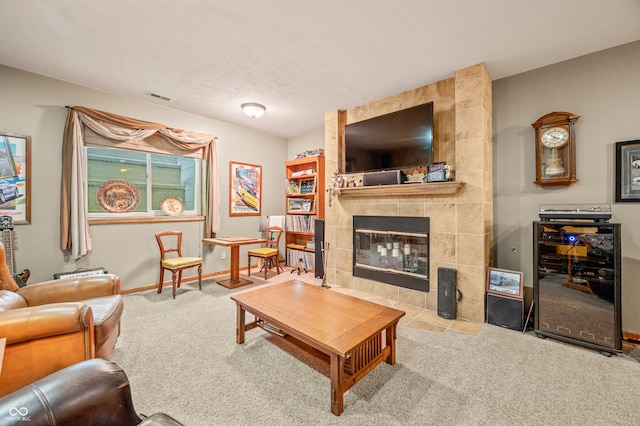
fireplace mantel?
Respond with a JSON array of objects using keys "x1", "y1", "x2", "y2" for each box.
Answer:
[{"x1": 339, "y1": 181, "x2": 464, "y2": 198}]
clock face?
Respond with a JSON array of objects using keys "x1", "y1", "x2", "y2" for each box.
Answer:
[{"x1": 541, "y1": 127, "x2": 569, "y2": 148}]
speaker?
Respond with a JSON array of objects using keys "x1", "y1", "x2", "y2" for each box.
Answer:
[
  {"x1": 314, "y1": 219, "x2": 325, "y2": 279},
  {"x1": 437, "y1": 267, "x2": 457, "y2": 319},
  {"x1": 486, "y1": 293, "x2": 524, "y2": 331},
  {"x1": 362, "y1": 170, "x2": 406, "y2": 186}
]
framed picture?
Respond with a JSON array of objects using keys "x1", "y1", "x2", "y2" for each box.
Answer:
[
  {"x1": 615, "y1": 140, "x2": 640, "y2": 202},
  {"x1": 229, "y1": 161, "x2": 262, "y2": 216},
  {"x1": 486, "y1": 267, "x2": 523, "y2": 299},
  {"x1": 0, "y1": 132, "x2": 31, "y2": 224}
]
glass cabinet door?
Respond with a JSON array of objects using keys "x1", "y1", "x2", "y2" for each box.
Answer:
[{"x1": 533, "y1": 221, "x2": 621, "y2": 352}]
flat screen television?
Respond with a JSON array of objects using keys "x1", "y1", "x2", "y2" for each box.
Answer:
[{"x1": 344, "y1": 102, "x2": 434, "y2": 174}]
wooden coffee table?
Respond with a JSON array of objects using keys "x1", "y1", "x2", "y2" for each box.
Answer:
[{"x1": 231, "y1": 280, "x2": 405, "y2": 416}]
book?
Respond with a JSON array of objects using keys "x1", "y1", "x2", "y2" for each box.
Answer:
[
  {"x1": 287, "y1": 179, "x2": 300, "y2": 194},
  {"x1": 291, "y1": 169, "x2": 315, "y2": 177},
  {"x1": 300, "y1": 178, "x2": 316, "y2": 194},
  {"x1": 288, "y1": 198, "x2": 305, "y2": 211}
]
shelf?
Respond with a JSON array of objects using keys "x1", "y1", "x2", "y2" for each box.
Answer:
[
  {"x1": 338, "y1": 181, "x2": 464, "y2": 198},
  {"x1": 288, "y1": 173, "x2": 317, "y2": 179},
  {"x1": 285, "y1": 155, "x2": 324, "y2": 273},
  {"x1": 286, "y1": 193, "x2": 316, "y2": 197},
  {"x1": 287, "y1": 243, "x2": 314, "y2": 252}
]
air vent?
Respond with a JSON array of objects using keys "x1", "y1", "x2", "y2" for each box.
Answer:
[{"x1": 149, "y1": 92, "x2": 172, "y2": 102}]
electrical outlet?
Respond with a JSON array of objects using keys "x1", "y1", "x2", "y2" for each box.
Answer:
[{"x1": 221, "y1": 251, "x2": 226, "y2": 260}]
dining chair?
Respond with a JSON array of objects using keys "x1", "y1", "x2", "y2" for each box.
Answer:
[
  {"x1": 247, "y1": 226, "x2": 283, "y2": 280},
  {"x1": 155, "y1": 230, "x2": 202, "y2": 299}
]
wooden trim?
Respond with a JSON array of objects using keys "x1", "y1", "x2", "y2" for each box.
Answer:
[
  {"x1": 89, "y1": 215, "x2": 205, "y2": 225},
  {"x1": 339, "y1": 181, "x2": 464, "y2": 198},
  {"x1": 120, "y1": 268, "x2": 231, "y2": 294}
]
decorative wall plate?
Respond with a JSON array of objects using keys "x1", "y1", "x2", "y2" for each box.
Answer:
[
  {"x1": 160, "y1": 196, "x2": 185, "y2": 216},
  {"x1": 96, "y1": 180, "x2": 141, "y2": 213}
]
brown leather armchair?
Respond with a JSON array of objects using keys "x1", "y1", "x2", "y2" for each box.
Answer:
[
  {"x1": 0, "y1": 274, "x2": 124, "y2": 397},
  {"x1": 0, "y1": 358, "x2": 183, "y2": 425}
]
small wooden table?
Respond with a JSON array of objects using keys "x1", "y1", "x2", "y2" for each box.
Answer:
[
  {"x1": 203, "y1": 237, "x2": 265, "y2": 288},
  {"x1": 231, "y1": 280, "x2": 405, "y2": 415}
]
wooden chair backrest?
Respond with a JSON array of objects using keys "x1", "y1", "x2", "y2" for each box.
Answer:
[
  {"x1": 265, "y1": 226, "x2": 283, "y2": 249},
  {"x1": 155, "y1": 230, "x2": 183, "y2": 260}
]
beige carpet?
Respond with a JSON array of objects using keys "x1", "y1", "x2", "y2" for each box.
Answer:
[{"x1": 112, "y1": 270, "x2": 640, "y2": 425}]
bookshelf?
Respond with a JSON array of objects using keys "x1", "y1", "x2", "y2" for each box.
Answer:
[{"x1": 284, "y1": 155, "x2": 325, "y2": 271}]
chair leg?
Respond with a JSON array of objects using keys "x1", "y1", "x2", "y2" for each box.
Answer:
[
  {"x1": 248, "y1": 254, "x2": 252, "y2": 277},
  {"x1": 158, "y1": 266, "x2": 165, "y2": 294},
  {"x1": 178, "y1": 271, "x2": 183, "y2": 288},
  {"x1": 171, "y1": 271, "x2": 177, "y2": 299},
  {"x1": 197, "y1": 265, "x2": 202, "y2": 290}
]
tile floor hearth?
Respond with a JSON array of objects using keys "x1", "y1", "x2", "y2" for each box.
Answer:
[
  {"x1": 327, "y1": 279, "x2": 484, "y2": 336},
  {"x1": 248, "y1": 266, "x2": 484, "y2": 337}
]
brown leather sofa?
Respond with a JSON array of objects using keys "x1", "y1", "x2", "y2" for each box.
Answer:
[
  {"x1": 0, "y1": 274, "x2": 124, "y2": 397},
  {"x1": 0, "y1": 358, "x2": 183, "y2": 425}
]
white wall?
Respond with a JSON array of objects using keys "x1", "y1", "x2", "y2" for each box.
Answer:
[
  {"x1": 0, "y1": 65, "x2": 288, "y2": 291},
  {"x1": 493, "y1": 40, "x2": 640, "y2": 334},
  {"x1": 287, "y1": 129, "x2": 324, "y2": 161}
]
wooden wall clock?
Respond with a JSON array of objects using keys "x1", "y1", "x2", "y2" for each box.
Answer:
[{"x1": 532, "y1": 112, "x2": 580, "y2": 186}]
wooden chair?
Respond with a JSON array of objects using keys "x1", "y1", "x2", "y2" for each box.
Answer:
[
  {"x1": 248, "y1": 226, "x2": 283, "y2": 280},
  {"x1": 155, "y1": 230, "x2": 202, "y2": 299}
]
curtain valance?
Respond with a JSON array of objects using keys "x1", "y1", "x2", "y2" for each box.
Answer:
[{"x1": 61, "y1": 106, "x2": 220, "y2": 259}]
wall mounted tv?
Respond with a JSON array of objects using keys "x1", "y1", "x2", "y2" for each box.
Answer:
[{"x1": 344, "y1": 102, "x2": 434, "y2": 174}]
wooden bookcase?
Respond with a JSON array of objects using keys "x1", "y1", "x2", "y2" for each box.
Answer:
[{"x1": 284, "y1": 155, "x2": 325, "y2": 271}]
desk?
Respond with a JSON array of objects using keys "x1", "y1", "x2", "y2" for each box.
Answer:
[
  {"x1": 203, "y1": 237, "x2": 265, "y2": 288},
  {"x1": 231, "y1": 280, "x2": 405, "y2": 415}
]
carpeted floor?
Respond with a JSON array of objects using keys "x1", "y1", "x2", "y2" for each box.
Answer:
[{"x1": 112, "y1": 271, "x2": 640, "y2": 425}]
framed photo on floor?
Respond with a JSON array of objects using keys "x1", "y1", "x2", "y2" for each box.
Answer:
[
  {"x1": 615, "y1": 139, "x2": 640, "y2": 202},
  {"x1": 0, "y1": 132, "x2": 31, "y2": 224},
  {"x1": 229, "y1": 161, "x2": 262, "y2": 216},
  {"x1": 486, "y1": 267, "x2": 523, "y2": 299}
]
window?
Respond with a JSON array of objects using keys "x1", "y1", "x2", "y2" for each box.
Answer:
[{"x1": 87, "y1": 146, "x2": 201, "y2": 216}]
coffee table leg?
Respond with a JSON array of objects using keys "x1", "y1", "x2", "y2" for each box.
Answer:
[
  {"x1": 236, "y1": 304, "x2": 246, "y2": 344},
  {"x1": 329, "y1": 353, "x2": 345, "y2": 415},
  {"x1": 385, "y1": 322, "x2": 398, "y2": 364}
]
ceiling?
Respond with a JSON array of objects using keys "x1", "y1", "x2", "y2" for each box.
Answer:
[{"x1": 1, "y1": 1, "x2": 639, "y2": 139}]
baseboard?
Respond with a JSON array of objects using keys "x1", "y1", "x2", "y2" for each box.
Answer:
[{"x1": 120, "y1": 270, "x2": 232, "y2": 294}]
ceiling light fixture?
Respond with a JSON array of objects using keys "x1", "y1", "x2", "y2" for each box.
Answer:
[{"x1": 241, "y1": 103, "x2": 266, "y2": 118}]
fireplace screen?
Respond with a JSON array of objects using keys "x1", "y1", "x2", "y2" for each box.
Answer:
[
  {"x1": 355, "y1": 230, "x2": 428, "y2": 277},
  {"x1": 353, "y1": 216, "x2": 430, "y2": 292}
]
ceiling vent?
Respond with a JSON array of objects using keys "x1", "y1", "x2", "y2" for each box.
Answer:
[{"x1": 149, "y1": 92, "x2": 172, "y2": 102}]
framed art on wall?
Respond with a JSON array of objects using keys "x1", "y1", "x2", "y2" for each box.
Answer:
[
  {"x1": 229, "y1": 161, "x2": 262, "y2": 216},
  {"x1": 615, "y1": 140, "x2": 640, "y2": 202},
  {"x1": 0, "y1": 132, "x2": 31, "y2": 224},
  {"x1": 486, "y1": 267, "x2": 524, "y2": 299}
]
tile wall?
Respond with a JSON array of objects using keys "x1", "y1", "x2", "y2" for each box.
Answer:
[{"x1": 323, "y1": 63, "x2": 492, "y2": 322}]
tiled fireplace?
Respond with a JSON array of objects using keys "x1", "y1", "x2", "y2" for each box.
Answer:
[{"x1": 323, "y1": 63, "x2": 492, "y2": 322}]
